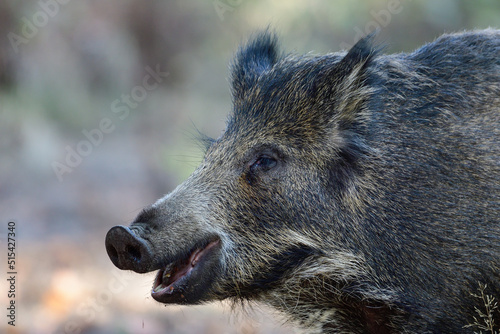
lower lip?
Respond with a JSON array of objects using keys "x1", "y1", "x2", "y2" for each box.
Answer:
[{"x1": 151, "y1": 239, "x2": 220, "y2": 301}]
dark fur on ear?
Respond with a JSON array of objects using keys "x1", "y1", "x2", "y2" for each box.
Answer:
[
  {"x1": 315, "y1": 31, "x2": 380, "y2": 127},
  {"x1": 337, "y1": 30, "x2": 379, "y2": 78},
  {"x1": 315, "y1": 32, "x2": 381, "y2": 194},
  {"x1": 230, "y1": 30, "x2": 281, "y2": 100}
]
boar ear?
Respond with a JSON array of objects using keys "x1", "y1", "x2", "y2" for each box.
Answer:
[
  {"x1": 231, "y1": 30, "x2": 280, "y2": 100},
  {"x1": 337, "y1": 30, "x2": 378, "y2": 77},
  {"x1": 318, "y1": 31, "x2": 380, "y2": 125}
]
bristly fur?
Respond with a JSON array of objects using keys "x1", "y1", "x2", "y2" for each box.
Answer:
[
  {"x1": 106, "y1": 29, "x2": 500, "y2": 334},
  {"x1": 193, "y1": 127, "x2": 215, "y2": 154},
  {"x1": 230, "y1": 29, "x2": 281, "y2": 101}
]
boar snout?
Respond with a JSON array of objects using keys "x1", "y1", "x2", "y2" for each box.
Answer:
[{"x1": 105, "y1": 225, "x2": 156, "y2": 273}]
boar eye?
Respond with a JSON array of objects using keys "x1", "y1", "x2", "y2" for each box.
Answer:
[{"x1": 250, "y1": 155, "x2": 277, "y2": 173}]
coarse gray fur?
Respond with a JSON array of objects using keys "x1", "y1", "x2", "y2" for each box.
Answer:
[{"x1": 106, "y1": 29, "x2": 500, "y2": 333}]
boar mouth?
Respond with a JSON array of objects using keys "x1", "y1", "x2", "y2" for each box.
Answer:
[{"x1": 151, "y1": 238, "x2": 220, "y2": 304}]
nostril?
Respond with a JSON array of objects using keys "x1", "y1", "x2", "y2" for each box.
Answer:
[
  {"x1": 107, "y1": 244, "x2": 119, "y2": 262},
  {"x1": 105, "y1": 224, "x2": 155, "y2": 273},
  {"x1": 126, "y1": 244, "x2": 142, "y2": 262}
]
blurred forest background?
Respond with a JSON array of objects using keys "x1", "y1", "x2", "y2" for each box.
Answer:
[{"x1": 1, "y1": 0, "x2": 499, "y2": 333}]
